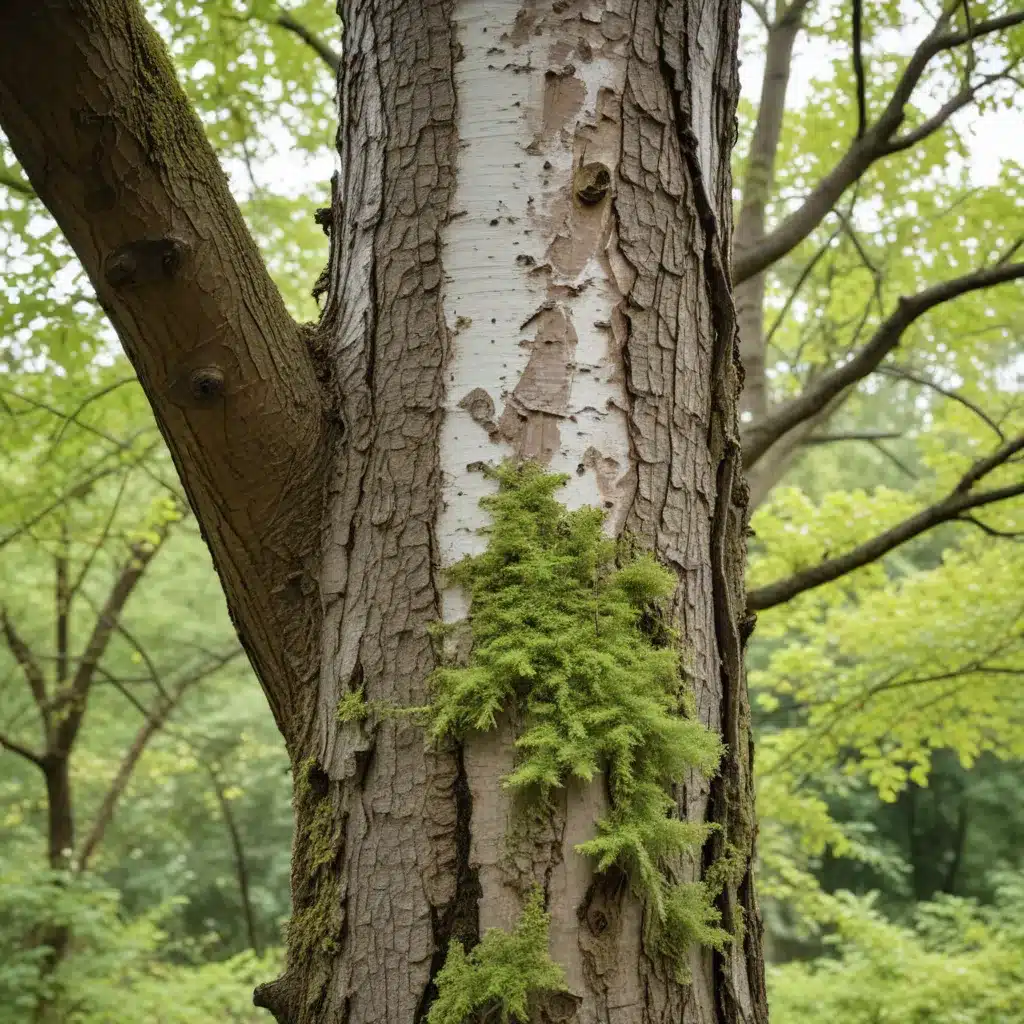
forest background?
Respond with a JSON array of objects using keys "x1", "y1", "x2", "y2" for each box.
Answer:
[{"x1": 1, "y1": 1, "x2": 1022, "y2": 1021}]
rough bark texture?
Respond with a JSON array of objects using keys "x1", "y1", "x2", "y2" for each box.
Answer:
[
  {"x1": 0, "y1": 2, "x2": 766, "y2": 1023},
  {"x1": 262, "y1": 2, "x2": 764, "y2": 1024}
]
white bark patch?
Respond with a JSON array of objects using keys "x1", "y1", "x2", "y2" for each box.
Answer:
[{"x1": 438, "y1": 1, "x2": 633, "y2": 606}]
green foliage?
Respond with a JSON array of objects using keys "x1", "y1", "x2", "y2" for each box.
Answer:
[
  {"x1": 429, "y1": 462, "x2": 726, "y2": 972},
  {"x1": 0, "y1": 855, "x2": 281, "y2": 1023},
  {"x1": 769, "y1": 874, "x2": 1024, "y2": 1024},
  {"x1": 427, "y1": 889, "x2": 567, "y2": 1024}
]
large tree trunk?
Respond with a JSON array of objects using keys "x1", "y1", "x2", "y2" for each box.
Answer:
[{"x1": 0, "y1": 2, "x2": 765, "y2": 1023}]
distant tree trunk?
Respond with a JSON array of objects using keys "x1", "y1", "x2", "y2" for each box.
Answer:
[{"x1": 0, "y1": 2, "x2": 766, "y2": 1023}]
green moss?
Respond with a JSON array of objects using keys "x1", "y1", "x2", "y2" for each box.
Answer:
[
  {"x1": 429, "y1": 461, "x2": 728, "y2": 979},
  {"x1": 335, "y1": 686, "x2": 429, "y2": 725},
  {"x1": 293, "y1": 756, "x2": 318, "y2": 803},
  {"x1": 428, "y1": 889, "x2": 567, "y2": 1024},
  {"x1": 286, "y1": 875, "x2": 342, "y2": 959},
  {"x1": 337, "y1": 687, "x2": 369, "y2": 723}
]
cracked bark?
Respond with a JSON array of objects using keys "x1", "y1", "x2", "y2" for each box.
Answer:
[{"x1": 0, "y1": 1, "x2": 764, "y2": 1022}]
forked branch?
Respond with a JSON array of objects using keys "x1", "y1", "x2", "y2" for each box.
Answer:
[{"x1": 748, "y1": 434, "x2": 1024, "y2": 611}]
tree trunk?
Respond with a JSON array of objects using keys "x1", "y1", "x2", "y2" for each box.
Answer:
[{"x1": 0, "y1": 2, "x2": 766, "y2": 1023}]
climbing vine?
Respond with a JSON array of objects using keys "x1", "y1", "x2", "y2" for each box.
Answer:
[{"x1": 429, "y1": 461, "x2": 729, "y2": 985}]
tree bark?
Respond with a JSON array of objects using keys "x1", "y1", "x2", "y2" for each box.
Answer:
[
  {"x1": 732, "y1": 10, "x2": 802, "y2": 423},
  {"x1": 0, "y1": 2, "x2": 766, "y2": 1023}
]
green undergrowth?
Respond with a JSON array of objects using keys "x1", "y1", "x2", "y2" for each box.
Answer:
[
  {"x1": 427, "y1": 889, "x2": 567, "y2": 1024},
  {"x1": 429, "y1": 461, "x2": 730, "y2": 983}
]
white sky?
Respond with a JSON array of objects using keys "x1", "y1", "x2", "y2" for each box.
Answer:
[{"x1": 737, "y1": 7, "x2": 1024, "y2": 187}]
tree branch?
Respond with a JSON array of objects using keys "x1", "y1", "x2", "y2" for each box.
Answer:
[
  {"x1": 273, "y1": 11, "x2": 340, "y2": 73},
  {"x1": 1, "y1": 607, "x2": 51, "y2": 730},
  {"x1": 76, "y1": 644, "x2": 241, "y2": 871},
  {"x1": 877, "y1": 365, "x2": 1005, "y2": 441},
  {"x1": 75, "y1": 690, "x2": 174, "y2": 871},
  {"x1": 51, "y1": 518, "x2": 176, "y2": 756},
  {"x1": 880, "y1": 72, "x2": 1006, "y2": 155},
  {"x1": 748, "y1": 434, "x2": 1024, "y2": 611},
  {"x1": 0, "y1": 730, "x2": 44, "y2": 768},
  {"x1": 851, "y1": 0, "x2": 866, "y2": 140},
  {"x1": 204, "y1": 759, "x2": 263, "y2": 953},
  {"x1": 0, "y1": 165, "x2": 34, "y2": 196},
  {"x1": 956, "y1": 514, "x2": 1023, "y2": 540},
  {"x1": 732, "y1": 8, "x2": 1024, "y2": 284},
  {"x1": 0, "y1": 0, "x2": 328, "y2": 745},
  {"x1": 742, "y1": 261, "x2": 1024, "y2": 466},
  {"x1": 801, "y1": 430, "x2": 902, "y2": 445},
  {"x1": 741, "y1": 0, "x2": 771, "y2": 29}
]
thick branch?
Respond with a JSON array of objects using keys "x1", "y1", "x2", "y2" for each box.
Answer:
[
  {"x1": 748, "y1": 435, "x2": 1024, "y2": 610},
  {"x1": 0, "y1": 0, "x2": 328, "y2": 746},
  {"x1": 742, "y1": 261, "x2": 1024, "y2": 466},
  {"x1": 273, "y1": 11, "x2": 340, "y2": 73},
  {"x1": 733, "y1": 9, "x2": 1024, "y2": 284}
]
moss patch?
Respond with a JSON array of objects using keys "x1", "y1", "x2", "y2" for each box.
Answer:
[
  {"x1": 427, "y1": 888, "x2": 566, "y2": 1024},
  {"x1": 430, "y1": 461, "x2": 729, "y2": 984}
]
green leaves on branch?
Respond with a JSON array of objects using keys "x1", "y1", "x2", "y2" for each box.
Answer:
[{"x1": 428, "y1": 461, "x2": 728, "y2": 980}]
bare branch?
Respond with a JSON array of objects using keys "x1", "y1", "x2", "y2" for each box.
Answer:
[
  {"x1": 868, "y1": 438, "x2": 918, "y2": 479},
  {"x1": 877, "y1": 365, "x2": 1005, "y2": 442},
  {"x1": 0, "y1": 730, "x2": 44, "y2": 768},
  {"x1": 2, "y1": 608, "x2": 50, "y2": 729},
  {"x1": 733, "y1": 9, "x2": 1024, "y2": 284},
  {"x1": 75, "y1": 690, "x2": 175, "y2": 871},
  {"x1": 881, "y1": 73, "x2": 1005, "y2": 155},
  {"x1": 764, "y1": 221, "x2": 843, "y2": 349},
  {"x1": 801, "y1": 430, "x2": 903, "y2": 445},
  {"x1": 204, "y1": 759, "x2": 262, "y2": 953},
  {"x1": 957, "y1": 514, "x2": 1023, "y2": 539},
  {"x1": 743, "y1": 261, "x2": 1024, "y2": 467},
  {"x1": 273, "y1": 11, "x2": 340, "y2": 73},
  {"x1": 0, "y1": 438, "x2": 163, "y2": 552},
  {"x1": 748, "y1": 434, "x2": 1024, "y2": 611},
  {"x1": 56, "y1": 522, "x2": 70, "y2": 686},
  {"x1": 852, "y1": 0, "x2": 867, "y2": 139},
  {"x1": 79, "y1": 647, "x2": 243, "y2": 871},
  {"x1": 52, "y1": 516, "x2": 179, "y2": 756},
  {"x1": 741, "y1": 0, "x2": 772, "y2": 29}
]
